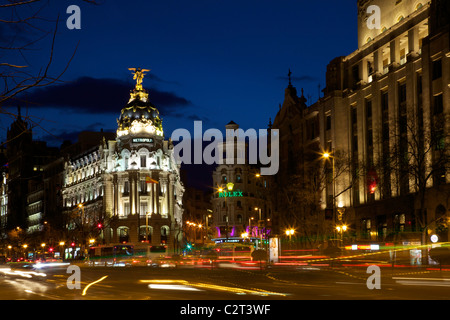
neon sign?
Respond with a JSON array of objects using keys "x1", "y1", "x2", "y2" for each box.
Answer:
[
  {"x1": 132, "y1": 138, "x2": 153, "y2": 143},
  {"x1": 218, "y1": 190, "x2": 243, "y2": 198}
]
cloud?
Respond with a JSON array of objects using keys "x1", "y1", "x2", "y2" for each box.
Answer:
[{"x1": 10, "y1": 76, "x2": 192, "y2": 114}]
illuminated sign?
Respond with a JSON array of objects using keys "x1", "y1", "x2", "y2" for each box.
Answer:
[
  {"x1": 269, "y1": 237, "x2": 279, "y2": 263},
  {"x1": 218, "y1": 190, "x2": 243, "y2": 198},
  {"x1": 132, "y1": 138, "x2": 153, "y2": 143}
]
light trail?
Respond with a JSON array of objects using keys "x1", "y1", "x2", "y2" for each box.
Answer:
[
  {"x1": 82, "y1": 275, "x2": 108, "y2": 296},
  {"x1": 140, "y1": 279, "x2": 287, "y2": 296}
]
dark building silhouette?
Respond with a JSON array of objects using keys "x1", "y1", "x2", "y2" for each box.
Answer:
[{"x1": 6, "y1": 108, "x2": 58, "y2": 232}]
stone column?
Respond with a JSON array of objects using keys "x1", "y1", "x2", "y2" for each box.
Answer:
[
  {"x1": 408, "y1": 26, "x2": 419, "y2": 56},
  {"x1": 359, "y1": 57, "x2": 368, "y2": 84},
  {"x1": 390, "y1": 38, "x2": 400, "y2": 68},
  {"x1": 374, "y1": 48, "x2": 383, "y2": 76}
]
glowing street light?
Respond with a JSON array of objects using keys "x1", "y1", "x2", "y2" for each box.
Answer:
[{"x1": 285, "y1": 229, "x2": 295, "y2": 237}]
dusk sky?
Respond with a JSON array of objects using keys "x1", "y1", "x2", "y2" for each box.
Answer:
[{"x1": 1, "y1": 0, "x2": 357, "y2": 148}]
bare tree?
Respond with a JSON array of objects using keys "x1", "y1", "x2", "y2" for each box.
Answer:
[
  {"x1": 374, "y1": 110, "x2": 450, "y2": 244},
  {"x1": 275, "y1": 149, "x2": 359, "y2": 248},
  {"x1": 0, "y1": 0, "x2": 99, "y2": 136}
]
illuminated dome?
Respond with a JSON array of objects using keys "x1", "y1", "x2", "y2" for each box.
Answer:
[{"x1": 116, "y1": 68, "x2": 163, "y2": 137}]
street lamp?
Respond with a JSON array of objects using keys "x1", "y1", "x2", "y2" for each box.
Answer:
[
  {"x1": 336, "y1": 224, "x2": 347, "y2": 244},
  {"x1": 222, "y1": 183, "x2": 234, "y2": 242},
  {"x1": 248, "y1": 217, "x2": 254, "y2": 237},
  {"x1": 254, "y1": 207, "x2": 263, "y2": 248},
  {"x1": 285, "y1": 229, "x2": 295, "y2": 239},
  {"x1": 285, "y1": 229, "x2": 295, "y2": 249},
  {"x1": 22, "y1": 244, "x2": 27, "y2": 260},
  {"x1": 205, "y1": 212, "x2": 212, "y2": 244}
]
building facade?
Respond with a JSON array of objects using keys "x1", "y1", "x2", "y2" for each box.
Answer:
[
  {"x1": 211, "y1": 121, "x2": 273, "y2": 245},
  {"x1": 273, "y1": 0, "x2": 449, "y2": 246},
  {"x1": 183, "y1": 187, "x2": 213, "y2": 245}
]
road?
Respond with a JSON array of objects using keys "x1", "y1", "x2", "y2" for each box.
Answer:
[{"x1": 1, "y1": 262, "x2": 450, "y2": 301}]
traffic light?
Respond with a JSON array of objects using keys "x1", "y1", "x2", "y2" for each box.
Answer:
[{"x1": 96, "y1": 221, "x2": 104, "y2": 230}]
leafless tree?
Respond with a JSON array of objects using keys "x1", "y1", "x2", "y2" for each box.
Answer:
[
  {"x1": 276, "y1": 149, "x2": 359, "y2": 248},
  {"x1": 0, "y1": 0, "x2": 99, "y2": 139},
  {"x1": 374, "y1": 110, "x2": 450, "y2": 244}
]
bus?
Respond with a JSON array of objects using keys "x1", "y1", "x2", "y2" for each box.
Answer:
[
  {"x1": 132, "y1": 244, "x2": 170, "y2": 267},
  {"x1": 87, "y1": 244, "x2": 134, "y2": 266}
]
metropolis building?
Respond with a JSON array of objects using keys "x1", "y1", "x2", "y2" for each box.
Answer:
[
  {"x1": 273, "y1": 0, "x2": 449, "y2": 246},
  {"x1": 62, "y1": 69, "x2": 184, "y2": 251}
]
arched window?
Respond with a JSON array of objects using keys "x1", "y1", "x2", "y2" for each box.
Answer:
[{"x1": 118, "y1": 227, "x2": 129, "y2": 243}]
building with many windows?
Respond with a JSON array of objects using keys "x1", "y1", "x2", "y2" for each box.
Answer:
[
  {"x1": 62, "y1": 69, "x2": 185, "y2": 251},
  {"x1": 272, "y1": 0, "x2": 449, "y2": 247},
  {"x1": 211, "y1": 121, "x2": 273, "y2": 245}
]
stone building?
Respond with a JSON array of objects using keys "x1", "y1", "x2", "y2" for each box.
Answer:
[
  {"x1": 273, "y1": 0, "x2": 449, "y2": 246},
  {"x1": 211, "y1": 121, "x2": 273, "y2": 245}
]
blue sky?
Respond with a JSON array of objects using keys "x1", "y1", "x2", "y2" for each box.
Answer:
[{"x1": 1, "y1": 0, "x2": 357, "y2": 147}]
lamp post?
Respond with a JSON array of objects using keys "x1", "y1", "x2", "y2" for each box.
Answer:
[
  {"x1": 219, "y1": 182, "x2": 234, "y2": 242},
  {"x1": 59, "y1": 242, "x2": 65, "y2": 260},
  {"x1": 285, "y1": 229, "x2": 295, "y2": 249},
  {"x1": 254, "y1": 207, "x2": 263, "y2": 249},
  {"x1": 336, "y1": 225, "x2": 347, "y2": 245},
  {"x1": 322, "y1": 151, "x2": 337, "y2": 239},
  {"x1": 22, "y1": 244, "x2": 27, "y2": 260},
  {"x1": 204, "y1": 212, "x2": 212, "y2": 244}
]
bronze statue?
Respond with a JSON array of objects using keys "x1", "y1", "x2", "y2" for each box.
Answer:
[{"x1": 128, "y1": 67, "x2": 150, "y2": 90}]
